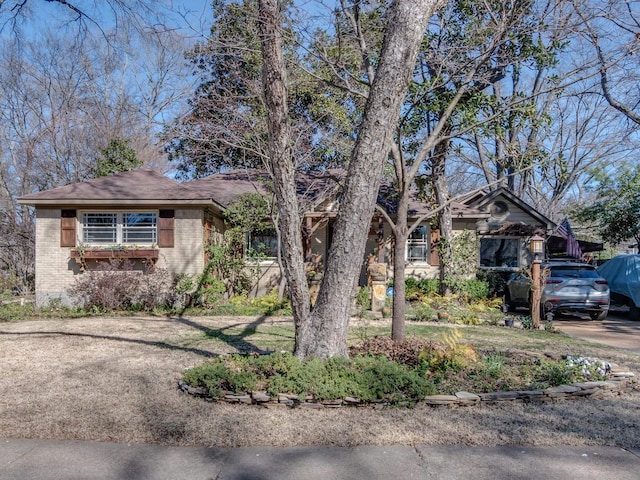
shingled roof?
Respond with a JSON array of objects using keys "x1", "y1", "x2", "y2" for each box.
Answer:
[
  {"x1": 17, "y1": 168, "x2": 493, "y2": 222},
  {"x1": 17, "y1": 170, "x2": 205, "y2": 206},
  {"x1": 183, "y1": 168, "x2": 344, "y2": 210}
]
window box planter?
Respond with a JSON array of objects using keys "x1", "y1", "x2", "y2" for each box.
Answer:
[
  {"x1": 71, "y1": 248, "x2": 159, "y2": 260},
  {"x1": 70, "y1": 248, "x2": 159, "y2": 270}
]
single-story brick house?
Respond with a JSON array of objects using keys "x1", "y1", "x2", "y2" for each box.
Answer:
[{"x1": 19, "y1": 168, "x2": 580, "y2": 308}]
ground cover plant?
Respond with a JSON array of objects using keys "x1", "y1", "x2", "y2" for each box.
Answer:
[{"x1": 181, "y1": 327, "x2": 612, "y2": 403}]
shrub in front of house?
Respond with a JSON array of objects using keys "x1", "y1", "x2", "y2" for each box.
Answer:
[
  {"x1": 68, "y1": 260, "x2": 175, "y2": 312},
  {"x1": 404, "y1": 277, "x2": 439, "y2": 301},
  {"x1": 404, "y1": 277, "x2": 490, "y2": 302},
  {"x1": 457, "y1": 279, "x2": 490, "y2": 300},
  {"x1": 475, "y1": 269, "x2": 510, "y2": 297}
]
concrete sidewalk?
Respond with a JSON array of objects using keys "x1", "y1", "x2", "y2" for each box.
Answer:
[{"x1": 1, "y1": 438, "x2": 640, "y2": 480}]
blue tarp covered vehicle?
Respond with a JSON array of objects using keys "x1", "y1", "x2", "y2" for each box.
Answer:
[{"x1": 597, "y1": 255, "x2": 640, "y2": 320}]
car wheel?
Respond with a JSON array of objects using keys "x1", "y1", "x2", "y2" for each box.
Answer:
[
  {"x1": 590, "y1": 310, "x2": 607, "y2": 321},
  {"x1": 630, "y1": 302, "x2": 640, "y2": 321}
]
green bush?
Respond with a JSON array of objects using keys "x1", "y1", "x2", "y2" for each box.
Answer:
[
  {"x1": 351, "y1": 355, "x2": 436, "y2": 402},
  {"x1": 476, "y1": 270, "x2": 510, "y2": 297},
  {"x1": 0, "y1": 302, "x2": 35, "y2": 321},
  {"x1": 194, "y1": 290, "x2": 291, "y2": 317},
  {"x1": 183, "y1": 352, "x2": 436, "y2": 403},
  {"x1": 404, "y1": 277, "x2": 439, "y2": 301},
  {"x1": 404, "y1": 277, "x2": 489, "y2": 301},
  {"x1": 409, "y1": 303, "x2": 435, "y2": 322},
  {"x1": 355, "y1": 286, "x2": 371, "y2": 312},
  {"x1": 457, "y1": 279, "x2": 490, "y2": 300},
  {"x1": 182, "y1": 358, "x2": 259, "y2": 397}
]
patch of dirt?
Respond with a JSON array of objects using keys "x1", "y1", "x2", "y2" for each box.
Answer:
[{"x1": 0, "y1": 315, "x2": 639, "y2": 449}]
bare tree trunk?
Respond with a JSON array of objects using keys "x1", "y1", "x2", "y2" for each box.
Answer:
[
  {"x1": 391, "y1": 199, "x2": 409, "y2": 341},
  {"x1": 432, "y1": 133, "x2": 453, "y2": 295},
  {"x1": 296, "y1": 0, "x2": 445, "y2": 358},
  {"x1": 257, "y1": 0, "x2": 312, "y2": 353}
]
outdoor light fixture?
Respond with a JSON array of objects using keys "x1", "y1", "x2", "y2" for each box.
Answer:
[{"x1": 529, "y1": 234, "x2": 545, "y2": 258}]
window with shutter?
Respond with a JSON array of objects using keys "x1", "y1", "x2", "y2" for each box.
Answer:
[
  {"x1": 60, "y1": 209, "x2": 77, "y2": 247},
  {"x1": 429, "y1": 229, "x2": 440, "y2": 266},
  {"x1": 158, "y1": 210, "x2": 175, "y2": 248}
]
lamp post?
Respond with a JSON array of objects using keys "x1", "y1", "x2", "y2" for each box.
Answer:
[{"x1": 529, "y1": 234, "x2": 545, "y2": 329}]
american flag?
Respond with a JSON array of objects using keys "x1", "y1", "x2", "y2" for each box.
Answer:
[{"x1": 556, "y1": 218, "x2": 583, "y2": 259}]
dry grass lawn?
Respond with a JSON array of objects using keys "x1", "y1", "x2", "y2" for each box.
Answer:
[{"x1": 0, "y1": 315, "x2": 639, "y2": 449}]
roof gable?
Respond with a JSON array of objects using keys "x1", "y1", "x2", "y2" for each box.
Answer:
[{"x1": 471, "y1": 187, "x2": 553, "y2": 231}]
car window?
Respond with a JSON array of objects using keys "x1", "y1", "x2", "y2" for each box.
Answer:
[{"x1": 548, "y1": 266, "x2": 599, "y2": 278}]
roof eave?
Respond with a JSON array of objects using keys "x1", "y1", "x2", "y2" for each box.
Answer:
[{"x1": 17, "y1": 198, "x2": 219, "y2": 207}]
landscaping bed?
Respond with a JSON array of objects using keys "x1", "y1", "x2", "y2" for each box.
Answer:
[{"x1": 179, "y1": 335, "x2": 636, "y2": 408}]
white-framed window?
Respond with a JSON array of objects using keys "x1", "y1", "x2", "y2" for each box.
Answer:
[
  {"x1": 406, "y1": 224, "x2": 430, "y2": 263},
  {"x1": 246, "y1": 231, "x2": 278, "y2": 259},
  {"x1": 81, "y1": 211, "x2": 157, "y2": 245},
  {"x1": 479, "y1": 236, "x2": 520, "y2": 268}
]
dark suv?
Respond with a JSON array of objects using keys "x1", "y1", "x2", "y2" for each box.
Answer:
[{"x1": 505, "y1": 260, "x2": 610, "y2": 320}]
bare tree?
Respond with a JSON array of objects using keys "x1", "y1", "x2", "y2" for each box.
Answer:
[
  {"x1": 571, "y1": 0, "x2": 640, "y2": 125},
  {"x1": 0, "y1": 17, "x2": 195, "y2": 289},
  {"x1": 259, "y1": 0, "x2": 446, "y2": 358},
  {"x1": 0, "y1": 0, "x2": 172, "y2": 42}
]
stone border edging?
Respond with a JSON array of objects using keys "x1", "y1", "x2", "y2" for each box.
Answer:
[{"x1": 178, "y1": 367, "x2": 636, "y2": 409}]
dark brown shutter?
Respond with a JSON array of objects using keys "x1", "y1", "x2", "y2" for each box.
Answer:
[
  {"x1": 158, "y1": 209, "x2": 175, "y2": 248},
  {"x1": 429, "y1": 228, "x2": 440, "y2": 265},
  {"x1": 60, "y1": 209, "x2": 77, "y2": 247}
]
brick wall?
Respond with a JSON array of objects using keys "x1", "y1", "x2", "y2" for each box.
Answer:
[{"x1": 34, "y1": 207, "x2": 206, "y2": 309}]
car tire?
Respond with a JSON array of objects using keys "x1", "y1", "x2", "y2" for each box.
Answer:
[
  {"x1": 630, "y1": 302, "x2": 640, "y2": 321},
  {"x1": 590, "y1": 310, "x2": 607, "y2": 321}
]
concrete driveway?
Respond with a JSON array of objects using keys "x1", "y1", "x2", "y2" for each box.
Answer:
[{"x1": 552, "y1": 311, "x2": 640, "y2": 353}]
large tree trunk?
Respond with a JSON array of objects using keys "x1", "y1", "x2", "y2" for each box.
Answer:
[
  {"x1": 259, "y1": 0, "x2": 445, "y2": 359},
  {"x1": 296, "y1": 0, "x2": 446, "y2": 358},
  {"x1": 257, "y1": 0, "x2": 312, "y2": 351}
]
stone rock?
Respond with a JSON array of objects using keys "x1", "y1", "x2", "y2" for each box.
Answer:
[
  {"x1": 224, "y1": 394, "x2": 252, "y2": 404},
  {"x1": 279, "y1": 393, "x2": 299, "y2": 401},
  {"x1": 611, "y1": 371, "x2": 635, "y2": 378},
  {"x1": 455, "y1": 392, "x2": 480, "y2": 403},
  {"x1": 478, "y1": 391, "x2": 520, "y2": 401},
  {"x1": 544, "y1": 385, "x2": 580, "y2": 397},
  {"x1": 572, "y1": 388, "x2": 599, "y2": 397},
  {"x1": 517, "y1": 390, "x2": 546, "y2": 402},
  {"x1": 251, "y1": 392, "x2": 271, "y2": 403},
  {"x1": 601, "y1": 381, "x2": 620, "y2": 390},
  {"x1": 424, "y1": 394, "x2": 458, "y2": 405}
]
